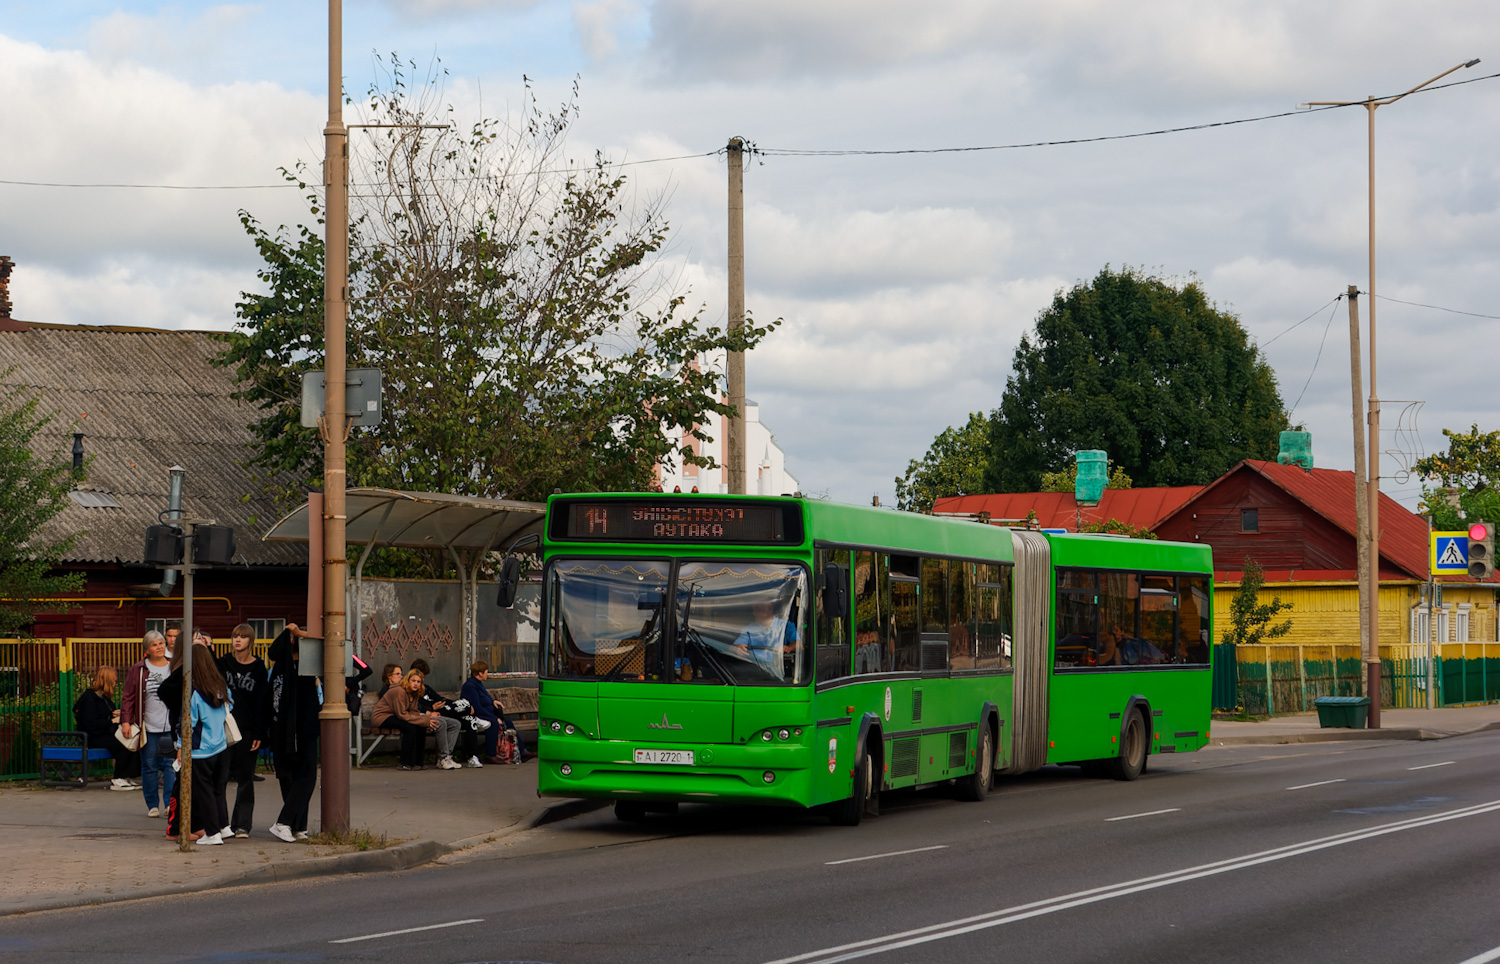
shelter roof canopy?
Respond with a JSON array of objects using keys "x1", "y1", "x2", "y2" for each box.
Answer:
[{"x1": 263, "y1": 488, "x2": 545, "y2": 552}]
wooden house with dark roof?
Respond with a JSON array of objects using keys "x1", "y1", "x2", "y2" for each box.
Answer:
[{"x1": 0, "y1": 306, "x2": 308, "y2": 641}]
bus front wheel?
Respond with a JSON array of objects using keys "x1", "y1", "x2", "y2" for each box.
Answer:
[
  {"x1": 1107, "y1": 711, "x2": 1147, "y2": 781},
  {"x1": 829, "y1": 749, "x2": 871, "y2": 826},
  {"x1": 956, "y1": 724, "x2": 993, "y2": 802}
]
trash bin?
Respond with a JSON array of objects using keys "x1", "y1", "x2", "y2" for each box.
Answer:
[{"x1": 1314, "y1": 695, "x2": 1370, "y2": 729}]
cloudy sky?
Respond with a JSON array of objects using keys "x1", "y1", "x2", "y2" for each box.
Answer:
[{"x1": 4, "y1": 1, "x2": 1497, "y2": 511}]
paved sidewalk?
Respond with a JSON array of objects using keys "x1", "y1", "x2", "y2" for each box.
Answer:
[
  {"x1": 1210, "y1": 702, "x2": 1500, "y2": 745},
  {"x1": 0, "y1": 756, "x2": 586, "y2": 917}
]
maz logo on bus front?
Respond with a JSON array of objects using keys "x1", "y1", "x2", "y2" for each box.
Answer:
[{"x1": 648, "y1": 714, "x2": 684, "y2": 730}]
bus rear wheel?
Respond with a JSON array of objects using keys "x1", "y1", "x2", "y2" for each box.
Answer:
[
  {"x1": 1107, "y1": 711, "x2": 1147, "y2": 782},
  {"x1": 956, "y1": 724, "x2": 993, "y2": 802},
  {"x1": 829, "y1": 749, "x2": 871, "y2": 826}
]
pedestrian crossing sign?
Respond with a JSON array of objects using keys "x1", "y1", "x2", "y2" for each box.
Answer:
[{"x1": 1432, "y1": 531, "x2": 1470, "y2": 574}]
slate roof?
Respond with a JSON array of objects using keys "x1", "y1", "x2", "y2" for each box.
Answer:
[
  {"x1": 933, "y1": 486, "x2": 1202, "y2": 531},
  {"x1": 0, "y1": 321, "x2": 305, "y2": 567}
]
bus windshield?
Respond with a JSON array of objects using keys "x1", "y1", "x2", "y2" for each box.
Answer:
[
  {"x1": 545, "y1": 558, "x2": 809, "y2": 685},
  {"x1": 675, "y1": 561, "x2": 809, "y2": 686}
]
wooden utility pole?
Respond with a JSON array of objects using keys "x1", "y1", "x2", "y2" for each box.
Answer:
[
  {"x1": 319, "y1": 0, "x2": 351, "y2": 832},
  {"x1": 1346, "y1": 287, "x2": 1372, "y2": 698},
  {"x1": 726, "y1": 137, "x2": 746, "y2": 495}
]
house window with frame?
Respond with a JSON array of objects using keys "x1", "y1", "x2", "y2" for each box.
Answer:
[
  {"x1": 1241, "y1": 508, "x2": 1259, "y2": 532},
  {"x1": 248, "y1": 618, "x2": 285, "y2": 641},
  {"x1": 1457, "y1": 606, "x2": 1471, "y2": 643}
]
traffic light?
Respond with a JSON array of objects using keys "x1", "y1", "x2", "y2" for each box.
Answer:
[{"x1": 1469, "y1": 521, "x2": 1495, "y2": 580}]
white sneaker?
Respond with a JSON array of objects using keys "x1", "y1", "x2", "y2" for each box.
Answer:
[
  {"x1": 199, "y1": 833, "x2": 223, "y2": 846},
  {"x1": 438, "y1": 755, "x2": 462, "y2": 770},
  {"x1": 268, "y1": 823, "x2": 295, "y2": 842},
  {"x1": 294, "y1": 831, "x2": 309, "y2": 841},
  {"x1": 466, "y1": 756, "x2": 483, "y2": 768},
  {"x1": 110, "y1": 779, "x2": 133, "y2": 791},
  {"x1": 147, "y1": 807, "x2": 160, "y2": 818}
]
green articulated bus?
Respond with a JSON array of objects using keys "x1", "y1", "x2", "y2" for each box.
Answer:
[{"x1": 533, "y1": 493, "x2": 1214, "y2": 825}]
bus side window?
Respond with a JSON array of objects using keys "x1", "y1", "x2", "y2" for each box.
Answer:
[
  {"x1": 817, "y1": 548, "x2": 852, "y2": 683},
  {"x1": 1055, "y1": 569, "x2": 1098, "y2": 669},
  {"x1": 1178, "y1": 575, "x2": 1212, "y2": 665},
  {"x1": 854, "y1": 551, "x2": 884, "y2": 675},
  {"x1": 890, "y1": 574, "x2": 921, "y2": 672},
  {"x1": 976, "y1": 563, "x2": 1007, "y2": 669},
  {"x1": 951, "y1": 562, "x2": 975, "y2": 669},
  {"x1": 1139, "y1": 574, "x2": 1176, "y2": 665}
]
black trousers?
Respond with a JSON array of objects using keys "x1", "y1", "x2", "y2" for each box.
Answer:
[
  {"x1": 274, "y1": 746, "x2": 319, "y2": 834},
  {"x1": 224, "y1": 738, "x2": 258, "y2": 832},
  {"x1": 389, "y1": 719, "x2": 428, "y2": 767},
  {"x1": 190, "y1": 752, "x2": 230, "y2": 837}
]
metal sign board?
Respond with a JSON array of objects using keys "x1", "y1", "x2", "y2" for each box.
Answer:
[
  {"x1": 300, "y1": 368, "x2": 383, "y2": 428},
  {"x1": 1431, "y1": 531, "x2": 1470, "y2": 574}
]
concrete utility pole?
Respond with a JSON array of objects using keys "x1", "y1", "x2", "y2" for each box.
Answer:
[
  {"x1": 726, "y1": 137, "x2": 747, "y2": 496},
  {"x1": 1346, "y1": 288, "x2": 1372, "y2": 692},
  {"x1": 1306, "y1": 59, "x2": 1479, "y2": 728},
  {"x1": 319, "y1": 0, "x2": 352, "y2": 833}
]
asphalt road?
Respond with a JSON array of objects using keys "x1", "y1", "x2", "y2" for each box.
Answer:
[{"x1": 6, "y1": 733, "x2": 1500, "y2": 964}]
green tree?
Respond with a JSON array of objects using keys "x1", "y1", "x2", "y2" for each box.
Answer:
[
  {"x1": 895, "y1": 412, "x2": 990, "y2": 511},
  {"x1": 1221, "y1": 558, "x2": 1293, "y2": 648},
  {"x1": 1414, "y1": 424, "x2": 1500, "y2": 531},
  {"x1": 218, "y1": 62, "x2": 775, "y2": 517},
  {"x1": 984, "y1": 266, "x2": 1288, "y2": 492},
  {"x1": 0, "y1": 378, "x2": 85, "y2": 636}
]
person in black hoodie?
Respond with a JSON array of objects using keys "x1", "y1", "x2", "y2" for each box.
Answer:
[
  {"x1": 266, "y1": 624, "x2": 318, "y2": 842},
  {"x1": 217, "y1": 623, "x2": 268, "y2": 838},
  {"x1": 73, "y1": 665, "x2": 140, "y2": 788}
]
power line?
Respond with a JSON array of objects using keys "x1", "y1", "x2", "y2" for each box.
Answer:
[
  {"x1": 755, "y1": 70, "x2": 1500, "y2": 158},
  {"x1": 1289, "y1": 298, "x2": 1343, "y2": 415},
  {"x1": 1262, "y1": 294, "x2": 1344, "y2": 348},
  {"x1": 1375, "y1": 293, "x2": 1500, "y2": 320},
  {"x1": 5, "y1": 69, "x2": 1494, "y2": 190}
]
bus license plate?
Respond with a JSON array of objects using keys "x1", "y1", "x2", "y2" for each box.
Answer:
[{"x1": 634, "y1": 749, "x2": 694, "y2": 766}]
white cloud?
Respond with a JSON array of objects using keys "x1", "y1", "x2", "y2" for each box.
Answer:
[
  {"x1": 85, "y1": 6, "x2": 262, "y2": 76},
  {"x1": 572, "y1": 0, "x2": 643, "y2": 62}
]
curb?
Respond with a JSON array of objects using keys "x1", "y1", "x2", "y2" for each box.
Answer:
[
  {"x1": 3, "y1": 798, "x2": 604, "y2": 917},
  {"x1": 1210, "y1": 719, "x2": 1500, "y2": 746}
]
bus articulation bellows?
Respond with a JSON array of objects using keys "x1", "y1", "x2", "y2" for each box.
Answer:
[{"x1": 530, "y1": 494, "x2": 1213, "y2": 825}]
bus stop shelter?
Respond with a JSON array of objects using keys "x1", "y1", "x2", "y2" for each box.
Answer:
[{"x1": 263, "y1": 488, "x2": 546, "y2": 673}]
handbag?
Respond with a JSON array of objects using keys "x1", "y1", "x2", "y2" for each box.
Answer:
[
  {"x1": 115, "y1": 724, "x2": 144, "y2": 752},
  {"x1": 224, "y1": 711, "x2": 243, "y2": 747}
]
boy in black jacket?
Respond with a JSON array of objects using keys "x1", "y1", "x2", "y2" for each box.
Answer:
[{"x1": 218, "y1": 624, "x2": 269, "y2": 838}]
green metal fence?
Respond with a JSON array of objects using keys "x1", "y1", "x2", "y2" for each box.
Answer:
[{"x1": 1234, "y1": 641, "x2": 1500, "y2": 717}]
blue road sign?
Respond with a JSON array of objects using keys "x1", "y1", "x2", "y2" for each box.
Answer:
[{"x1": 1432, "y1": 532, "x2": 1470, "y2": 574}]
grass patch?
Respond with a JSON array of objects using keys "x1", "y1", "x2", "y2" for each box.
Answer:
[{"x1": 304, "y1": 827, "x2": 390, "y2": 851}]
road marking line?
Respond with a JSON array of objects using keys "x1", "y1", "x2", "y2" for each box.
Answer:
[
  {"x1": 1106, "y1": 808, "x2": 1181, "y2": 822},
  {"x1": 1286, "y1": 778, "x2": 1346, "y2": 790},
  {"x1": 330, "y1": 919, "x2": 485, "y2": 944},
  {"x1": 1409, "y1": 761, "x2": 1455, "y2": 771},
  {"x1": 1456, "y1": 943, "x2": 1500, "y2": 964},
  {"x1": 765, "y1": 798, "x2": 1500, "y2": 964},
  {"x1": 826, "y1": 845, "x2": 948, "y2": 865}
]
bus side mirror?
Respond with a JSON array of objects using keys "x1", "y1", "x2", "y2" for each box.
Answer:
[
  {"x1": 821, "y1": 564, "x2": 848, "y2": 616},
  {"x1": 496, "y1": 555, "x2": 522, "y2": 609}
]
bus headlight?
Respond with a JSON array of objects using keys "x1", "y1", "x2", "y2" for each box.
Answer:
[
  {"x1": 550, "y1": 721, "x2": 562, "y2": 733},
  {"x1": 778, "y1": 728, "x2": 790, "y2": 741},
  {"x1": 565, "y1": 724, "x2": 576, "y2": 735},
  {"x1": 560, "y1": 764, "x2": 572, "y2": 776},
  {"x1": 761, "y1": 731, "x2": 773, "y2": 742}
]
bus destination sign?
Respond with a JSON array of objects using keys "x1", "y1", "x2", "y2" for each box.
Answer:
[{"x1": 559, "y1": 500, "x2": 793, "y2": 544}]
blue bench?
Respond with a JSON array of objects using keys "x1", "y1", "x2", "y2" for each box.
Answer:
[{"x1": 41, "y1": 731, "x2": 114, "y2": 789}]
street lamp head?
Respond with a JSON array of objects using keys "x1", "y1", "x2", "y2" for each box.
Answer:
[
  {"x1": 1295, "y1": 102, "x2": 1313, "y2": 110},
  {"x1": 1464, "y1": 58, "x2": 1481, "y2": 68}
]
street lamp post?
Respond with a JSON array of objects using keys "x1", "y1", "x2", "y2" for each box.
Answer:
[{"x1": 1305, "y1": 59, "x2": 1479, "y2": 728}]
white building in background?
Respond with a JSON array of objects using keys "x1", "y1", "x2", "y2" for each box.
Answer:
[{"x1": 656, "y1": 354, "x2": 800, "y2": 495}]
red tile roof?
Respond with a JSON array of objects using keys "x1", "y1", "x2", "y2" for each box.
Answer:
[
  {"x1": 1179, "y1": 460, "x2": 1430, "y2": 581},
  {"x1": 933, "y1": 486, "x2": 1201, "y2": 531}
]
